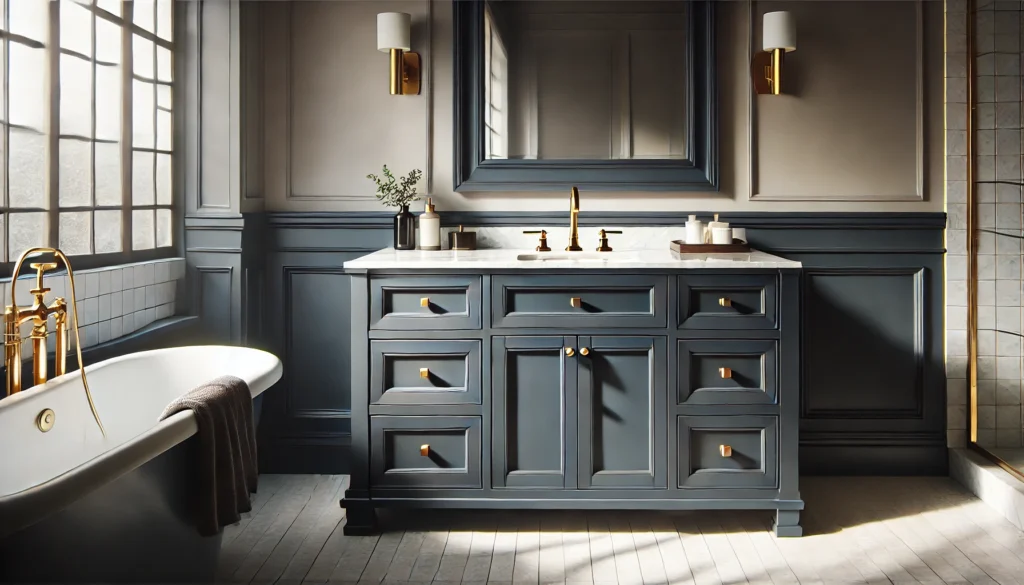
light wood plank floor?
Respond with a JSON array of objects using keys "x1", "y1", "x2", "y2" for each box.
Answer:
[{"x1": 217, "y1": 475, "x2": 1024, "y2": 585}]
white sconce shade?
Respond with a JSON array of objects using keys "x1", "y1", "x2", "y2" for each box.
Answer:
[
  {"x1": 763, "y1": 11, "x2": 796, "y2": 52},
  {"x1": 378, "y1": 12, "x2": 411, "y2": 52}
]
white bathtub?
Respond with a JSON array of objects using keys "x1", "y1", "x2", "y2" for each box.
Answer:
[{"x1": 0, "y1": 345, "x2": 282, "y2": 583}]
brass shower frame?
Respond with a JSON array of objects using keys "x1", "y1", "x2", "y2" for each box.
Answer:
[{"x1": 964, "y1": 0, "x2": 1024, "y2": 482}]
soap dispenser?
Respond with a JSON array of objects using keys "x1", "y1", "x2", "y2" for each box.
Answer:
[
  {"x1": 684, "y1": 214, "x2": 704, "y2": 245},
  {"x1": 418, "y1": 198, "x2": 441, "y2": 250}
]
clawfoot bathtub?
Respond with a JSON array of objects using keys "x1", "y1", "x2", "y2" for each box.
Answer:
[{"x1": 0, "y1": 345, "x2": 282, "y2": 583}]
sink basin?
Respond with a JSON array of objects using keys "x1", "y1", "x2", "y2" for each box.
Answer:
[{"x1": 516, "y1": 252, "x2": 641, "y2": 262}]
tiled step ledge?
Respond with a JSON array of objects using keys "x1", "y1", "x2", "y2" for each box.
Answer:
[
  {"x1": 0, "y1": 257, "x2": 185, "y2": 349},
  {"x1": 950, "y1": 447, "x2": 1024, "y2": 531}
]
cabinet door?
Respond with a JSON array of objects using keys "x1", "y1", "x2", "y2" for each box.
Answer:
[
  {"x1": 577, "y1": 336, "x2": 667, "y2": 489},
  {"x1": 492, "y1": 336, "x2": 576, "y2": 488}
]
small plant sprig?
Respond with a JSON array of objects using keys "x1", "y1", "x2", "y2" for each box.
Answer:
[{"x1": 366, "y1": 165, "x2": 424, "y2": 209}]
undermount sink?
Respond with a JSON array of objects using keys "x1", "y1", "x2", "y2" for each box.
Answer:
[{"x1": 516, "y1": 252, "x2": 642, "y2": 262}]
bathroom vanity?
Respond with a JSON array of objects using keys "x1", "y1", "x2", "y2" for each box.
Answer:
[{"x1": 342, "y1": 248, "x2": 803, "y2": 536}]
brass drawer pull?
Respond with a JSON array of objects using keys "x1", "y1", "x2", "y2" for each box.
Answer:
[
  {"x1": 420, "y1": 444, "x2": 430, "y2": 456},
  {"x1": 719, "y1": 367, "x2": 732, "y2": 379},
  {"x1": 420, "y1": 297, "x2": 430, "y2": 307},
  {"x1": 419, "y1": 367, "x2": 430, "y2": 379},
  {"x1": 570, "y1": 297, "x2": 582, "y2": 308},
  {"x1": 565, "y1": 347, "x2": 575, "y2": 357},
  {"x1": 718, "y1": 297, "x2": 732, "y2": 307},
  {"x1": 720, "y1": 445, "x2": 732, "y2": 457},
  {"x1": 580, "y1": 347, "x2": 590, "y2": 356}
]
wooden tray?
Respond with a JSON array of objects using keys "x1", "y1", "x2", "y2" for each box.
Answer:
[{"x1": 670, "y1": 240, "x2": 751, "y2": 253}]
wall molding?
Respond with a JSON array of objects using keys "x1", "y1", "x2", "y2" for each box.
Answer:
[{"x1": 747, "y1": 0, "x2": 926, "y2": 202}]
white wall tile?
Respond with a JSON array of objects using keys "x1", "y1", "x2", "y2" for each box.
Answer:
[
  {"x1": 99, "y1": 270, "x2": 111, "y2": 296},
  {"x1": 98, "y1": 294, "x2": 111, "y2": 322},
  {"x1": 109, "y1": 268, "x2": 122, "y2": 293},
  {"x1": 110, "y1": 291, "x2": 122, "y2": 318},
  {"x1": 122, "y1": 266, "x2": 134, "y2": 289},
  {"x1": 98, "y1": 320, "x2": 111, "y2": 344},
  {"x1": 134, "y1": 288, "x2": 145, "y2": 312},
  {"x1": 80, "y1": 297, "x2": 97, "y2": 326},
  {"x1": 84, "y1": 272, "x2": 99, "y2": 298},
  {"x1": 110, "y1": 316, "x2": 122, "y2": 339}
]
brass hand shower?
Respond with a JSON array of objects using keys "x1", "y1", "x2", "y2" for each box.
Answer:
[{"x1": 5, "y1": 247, "x2": 104, "y2": 436}]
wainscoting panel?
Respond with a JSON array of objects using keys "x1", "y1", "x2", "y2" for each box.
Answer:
[
  {"x1": 193, "y1": 266, "x2": 234, "y2": 342},
  {"x1": 259, "y1": 214, "x2": 392, "y2": 473},
  {"x1": 257, "y1": 212, "x2": 947, "y2": 475}
]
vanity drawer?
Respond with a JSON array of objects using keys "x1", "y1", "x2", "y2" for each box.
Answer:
[
  {"x1": 678, "y1": 275, "x2": 777, "y2": 330},
  {"x1": 492, "y1": 275, "x2": 667, "y2": 328},
  {"x1": 370, "y1": 340, "x2": 481, "y2": 405},
  {"x1": 677, "y1": 415, "x2": 778, "y2": 489},
  {"x1": 370, "y1": 276, "x2": 482, "y2": 330},
  {"x1": 370, "y1": 416, "x2": 482, "y2": 489},
  {"x1": 677, "y1": 340, "x2": 777, "y2": 405}
]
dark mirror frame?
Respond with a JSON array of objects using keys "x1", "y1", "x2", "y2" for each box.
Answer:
[{"x1": 453, "y1": 0, "x2": 717, "y2": 192}]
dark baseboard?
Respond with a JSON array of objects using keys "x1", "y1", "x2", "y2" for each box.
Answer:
[{"x1": 800, "y1": 445, "x2": 949, "y2": 476}]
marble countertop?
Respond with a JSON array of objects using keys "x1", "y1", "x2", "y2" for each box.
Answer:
[{"x1": 343, "y1": 248, "x2": 802, "y2": 270}]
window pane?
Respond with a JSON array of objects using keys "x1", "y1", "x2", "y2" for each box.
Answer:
[
  {"x1": 96, "y1": 64, "x2": 121, "y2": 141},
  {"x1": 94, "y1": 210, "x2": 122, "y2": 253},
  {"x1": 157, "y1": 109, "x2": 171, "y2": 150},
  {"x1": 132, "y1": 209, "x2": 154, "y2": 250},
  {"x1": 156, "y1": 153, "x2": 171, "y2": 204},
  {"x1": 133, "y1": 80, "x2": 154, "y2": 147},
  {"x1": 9, "y1": 0, "x2": 48, "y2": 41},
  {"x1": 9, "y1": 130, "x2": 47, "y2": 208},
  {"x1": 133, "y1": 0, "x2": 155, "y2": 33},
  {"x1": 157, "y1": 208, "x2": 172, "y2": 247},
  {"x1": 157, "y1": 47, "x2": 172, "y2": 82},
  {"x1": 60, "y1": 0, "x2": 93, "y2": 57},
  {"x1": 59, "y1": 211, "x2": 92, "y2": 256},
  {"x1": 157, "y1": 0, "x2": 173, "y2": 41},
  {"x1": 9, "y1": 213, "x2": 47, "y2": 258},
  {"x1": 132, "y1": 151, "x2": 154, "y2": 205},
  {"x1": 95, "y1": 142, "x2": 122, "y2": 206},
  {"x1": 60, "y1": 54, "x2": 93, "y2": 137},
  {"x1": 59, "y1": 139, "x2": 92, "y2": 207},
  {"x1": 10, "y1": 45, "x2": 47, "y2": 129},
  {"x1": 157, "y1": 84, "x2": 171, "y2": 109},
  {"x1": 133, "y1": 35, "x2": 154, "y2": 79},
  {"x1": 96, "y1": 16, "x2": 122, "y2": 64},
  {"x1": 0, "y1": 215, "x2": 6, "y2": 263},
  {"x1": 97, "y1": 0, "x2": 121, "y2": 17}
]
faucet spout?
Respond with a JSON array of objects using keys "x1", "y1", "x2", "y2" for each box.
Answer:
[{"x1": 567, "y1": 186, "x2": 582, "y2": 252}]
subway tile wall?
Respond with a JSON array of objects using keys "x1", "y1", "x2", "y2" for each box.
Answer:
[
  {"x1": 0, "y1": 258, "x2": 185, "y2": 357},
  {"x1": 969, "y1": 0, "x2": 1024, "y2": 448}
]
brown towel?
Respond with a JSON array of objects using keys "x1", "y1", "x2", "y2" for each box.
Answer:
[{"x1": 160, "y1": 375, "x2": 259, "y2": 536}]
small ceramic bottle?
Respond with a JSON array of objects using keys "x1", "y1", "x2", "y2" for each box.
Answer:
[
  {"x1": 418, "y1": 198, "x2": 441, "y2": 250},
  {"x1": 684, "y1": 214, "x2": 704, "y2": 245}
]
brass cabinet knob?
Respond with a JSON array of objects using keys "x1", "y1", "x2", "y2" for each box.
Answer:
[
  {"x1": 419, "y1": 367, "x2": 430, "y2": 379},
  {"x1": 420, "y1": 297, "x2": 430, "y2": 307},
  {"x1": 580, "y1": 347, "x2": 590, "y2": 356},
  {"x1": 719, "y1": 367, "x2": 732, "y2": 379},
  {"x1": 718, "y1": 297, "x2": 732, "y2": 307},
  {"x1": 720, "y1": 445, "x2": 732, "y2": 457},
  {"x1": 420, "y1": 444, "x2": 430, "y2": 456},
  {"x1": 570, "y1": 297, "x2": 582, "y2": 308},
  {"x1": 565, "y1": 347, "x2": 575, "y2": 357}
]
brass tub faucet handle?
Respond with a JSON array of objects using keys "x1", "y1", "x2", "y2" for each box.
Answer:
[
  {"x1": 596, "y1": 229, "x2": 622, "y2": 252},
  {"x1": 523, "y1": 230, "x2": 551, "y2": 252}
]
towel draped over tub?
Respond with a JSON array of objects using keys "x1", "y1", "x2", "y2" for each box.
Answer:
[{"x1": 160, "y1": 375, "x2": 258, "y2": 536}]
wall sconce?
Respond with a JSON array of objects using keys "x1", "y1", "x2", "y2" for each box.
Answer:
[
  {"x1": 377, "y1": 12, "x2": 420, "y2": 96},
  {"x1": 751, "y1": 11, "x2": 796, "y2": 95}
]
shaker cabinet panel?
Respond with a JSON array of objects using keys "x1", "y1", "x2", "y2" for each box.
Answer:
[
  {"x1": 492, "y1": 275, "x2": 667, "y2": 328},
  {"x1": 370, "y1": 276, "x2": 482, "y2": 330},
  {"x1": 370, "y1": 340, "x2": 482, "y2": 405},
  {"x1": 577, "y1": 336, "x2": 667, "y2": 489},
  {"x1": 492, "y1": 336, "x2": 575, "y2": 489},
  {"x1": 677, "y1": 340, "x2": 778, "y2": 405},
  {"x1": 678, "y1": 274, "x2": 777, "y2": 330},
  {"x1": 677, "y1": 415, "x2": 778, "y2": 489},
  {"x1": 370, "y1": 415, "x2": 482, "y2": 488}
]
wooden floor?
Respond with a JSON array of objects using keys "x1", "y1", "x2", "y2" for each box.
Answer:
[{"x1": 217, "y1": 475, "x2": 1024, "y2": 585}]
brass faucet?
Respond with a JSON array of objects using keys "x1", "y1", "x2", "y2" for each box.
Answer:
[
  {"x1": 567, "y1": 186, "x2": 582, "y2": 252},
  {"x1": 4, "y1": 247, "x2": 104, "y2": 435}
]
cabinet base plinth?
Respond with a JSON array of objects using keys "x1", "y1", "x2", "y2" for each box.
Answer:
[
  {"x1": 340, "y1": 499, "x2": 378, "y2": 535},
  {"x1": 773, "y1": 509, "x2": 802, "y2": 537}
]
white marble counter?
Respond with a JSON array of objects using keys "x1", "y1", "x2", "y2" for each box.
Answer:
[{"x1": 343, "y1": 248, "x2": 802, "y2": 270}]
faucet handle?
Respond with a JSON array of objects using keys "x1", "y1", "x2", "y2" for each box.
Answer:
[
  {"x1": 30, "y1": 262, "x2": 58, "y2": 274},
  {"x1": 596, "y1": 229, "x2": 622, "y2": 252},
  {"x1": 523, "y1": 230, "x2": 552, "y2": 252}
]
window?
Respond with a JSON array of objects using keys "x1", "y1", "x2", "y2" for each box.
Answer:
[
  {"x1": 0, "y1": 0, "x2": 174, "y2": 269},
  {"x1": 483, "y1": 6, "x2": 508, "y2": 160}
]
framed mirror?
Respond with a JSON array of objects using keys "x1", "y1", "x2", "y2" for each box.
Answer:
[{"x1": 453, "y1": 0, "x2": 717, "y2": 192}]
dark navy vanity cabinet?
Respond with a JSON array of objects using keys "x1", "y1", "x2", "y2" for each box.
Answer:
[{"x1": 343, "y1": 267, "x2": 803, "y2": 536}]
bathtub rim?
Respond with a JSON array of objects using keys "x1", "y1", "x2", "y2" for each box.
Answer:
[{"x1": 0, "y1": 345, "x2": 282, "y2": 538}]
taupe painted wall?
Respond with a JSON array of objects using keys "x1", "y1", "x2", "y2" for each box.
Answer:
[{"x1": 259, "y1": 0, "x2": 944, "y2": 213}]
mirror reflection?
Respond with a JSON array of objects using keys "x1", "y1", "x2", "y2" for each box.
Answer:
[{"x1": 482, "y1": 1, "x2": 689, "y2": 161}]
